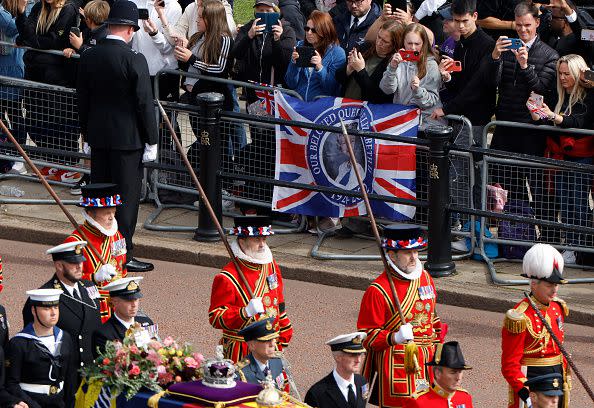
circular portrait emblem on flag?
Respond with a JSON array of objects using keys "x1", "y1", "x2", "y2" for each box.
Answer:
[{"x1": 307, "y1": 103, "x2": 375, "y2": 207}]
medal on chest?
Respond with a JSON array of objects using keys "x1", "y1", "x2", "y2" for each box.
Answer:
[
  {"x1": 111, "y1": 238, "x2": 127, "y2": 256},
  {"x1": 418, "y1": 285, "x2": 435, "y2": 301},
  {"x1": 85, "y1": 285, "x2": 101, "y2": 299},
  {"x1": 266, "y1": 273, "x2": 278, "y2": 290}
]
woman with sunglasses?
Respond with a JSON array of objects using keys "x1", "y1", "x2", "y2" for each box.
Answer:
[{"x1": 285, "y1": 10, "x2": 345, "y2": 101}]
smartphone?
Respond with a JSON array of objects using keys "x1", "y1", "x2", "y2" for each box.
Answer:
[
  {"x1": 399, "y1": 49, "x2": 420, "y2": 62},
  {"x1": 138, "y1": 8, "x2": 149, "y2": 20},
  {"x1": 156, "y1": 0, "x2": 165, "y2": 6},
  {"x1": 584, "y1": 69, "x2": 594, "y2": 82},
  {"x1": 446, "y1": 60, "x2": 462, "y2": 72},
  {"x1": 506, "y1": 38, "x2": 523, "y2": 50},
  {"x1": 530, "y1": 91, "x2": 544, "y2": 108},
  {"x1": 387, "y1": 0, "x2": 407, "y2": 12},
  {"x1": 354, "y1": 41, "x2": 372, "y2": 54},
  {"x1": 581, "y1": 28, "x2": 594, "y2": 42},
  {"x1": 70, "y1": 27, "x2": 81, "y2": 36},
  {"x1": 255, "y1": 12, "x2": 280, "y2": 33},
  {"x1": 296, "y1": 45, "x2": 315, "y2": 67}
]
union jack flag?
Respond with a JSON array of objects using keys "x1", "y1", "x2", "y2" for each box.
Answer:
[
  {"x1": 272, "y1": 92, "x2": 420, "y2": 221},
  {"x1": 249, "y1": 81, "x2": 275, "y2": 115}
]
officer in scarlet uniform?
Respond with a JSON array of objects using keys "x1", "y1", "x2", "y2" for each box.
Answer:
[
  {"x1": 501, "y1": 243, "x2": 569, "y2": 408},
  {"x1": 64, "y1": 183, "x2": 127, "y2": 323},
  {"x1": 209, "y1": 216, "x2": 293, "y2": 362},
  {"x1": 357, "y1": 225, "x2": 446, "y2": 408},
  {"x1": 404, "y1": 341, "x2": 473, "y2": 408}
]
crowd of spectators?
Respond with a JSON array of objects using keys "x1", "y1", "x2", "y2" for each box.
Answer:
[{"x1": 0, "y1": 0, "x2": 594, "y2": 260}]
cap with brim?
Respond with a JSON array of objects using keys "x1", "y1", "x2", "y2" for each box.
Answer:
[
  {"x1": 426, "y1": 341, "x2": 472, "y2": 370},
  {"x1": 229, "y1": 216, "x2": 274, "y2": 237},
  {"x1": 525, "y1": 373, "x2": 564, "y2": 397},
  {"x1": 103, "y1": 277, "x2": 143, "y2": 300},
  {"x1": 382, "y1": 225, "x2": 427, "y2": 251},
  {"x1": 239, "y1": 318, "x2": 279, "y2": 342},
  {"x1": 254, "y1": 0, "x2": 279, "y2": 7},
  {"x1": 46, "y1": 241, "x2": 87, "y2": 264},
  {"x1": 79, "y1": 183, "x2": 122, "y2": 208},
  {"x1": 438, "y1": 6, "x2": 452, "y2": 20},
  {"x1": 104, "y1": 0, "x2": 140, "y2": 31},
  {"x1": 326, "y1": 332, "x2": 367, "y2": 354},
  {"x1": 27, "y1": 288, "x2": 63, "y2": 306}
]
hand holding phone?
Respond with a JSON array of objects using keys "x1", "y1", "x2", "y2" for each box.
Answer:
[
  {"x1": 529, "y1": 91, "x2": 544, "y2": 108},
  {"x1": 254, "y1": 12, "x2": 280, "y2": 33},
  {"x1": 296, "y1": 45, "x2": 315, "y2": 67},
  {"x1": 506, "y1": 38, "x2": 523, "y2": 50},
  {"x1": 445, "y1": 60, "x2": 462, "y2": 72},
  {"x1": 138, "y1": 8, "x2": 149, "y2": 20},
  {"x1": 399, "y1": 49, "x2": 420, "y2": 62},
  {"x1": 70, "y1": 27, "x2": 81, "y2": 36},
  {"x1": 584, "y1": 69, "x2": 594, "y2": 82}
]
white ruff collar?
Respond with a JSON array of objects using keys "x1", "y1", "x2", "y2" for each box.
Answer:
[
  {"x1": 82, "y1": 210, "x2": 118, "y2": 237},
  {"x1": 231, "y1": 239, "x2": 273, "y2": 265},
  {"x1": 385, "y1": 250, "x2": 423, "y2": 280}
]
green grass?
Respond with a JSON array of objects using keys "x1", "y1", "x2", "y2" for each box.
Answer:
[{"x1": 233, "y1": 0, "x2": 254, "y2": 25}]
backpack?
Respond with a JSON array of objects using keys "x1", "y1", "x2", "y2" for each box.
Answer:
[{"x1": 498, "y1": 200, "x2": 536, "y2": 259}]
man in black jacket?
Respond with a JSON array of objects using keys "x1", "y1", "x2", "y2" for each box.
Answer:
[
  {"x1": 77, "y1": 0, "x2": 159, "y2": 273},
  {"x1": 304, "y1": 332, "x2": 368, "y2": 408},
  {"x1": 333, "y1": 0, "x2": 381, "y2": 53}
]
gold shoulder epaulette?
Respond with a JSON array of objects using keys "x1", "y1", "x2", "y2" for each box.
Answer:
[
  {"x1": 411, "y1": 388, "x2": 430, "y2": 399},
  {"x1": 553, "y1": 297, "x2": 569, "y2": 317},
  {"x1": 236, "y1": 358, "x2": 250, "y2": 370},
  {"x1": 456, "y1": 387, "x2": 469, "y2": 394},
  {"x1": 504, "y1": 307, "x2": 527, "y2": 334}
]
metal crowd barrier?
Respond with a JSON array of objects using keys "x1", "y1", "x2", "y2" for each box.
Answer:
[
  {"x1": 0, "y1": 75, "x2": 87, "y2": 205},
  {"x1": 470, "y1": 121, "x2": 594, "y2": 285}
]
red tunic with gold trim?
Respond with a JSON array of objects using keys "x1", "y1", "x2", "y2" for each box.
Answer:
[
  {"x1": 208, "y1": 257, "x2": 293, "y2": 363},
  {"x1": 64, "y1": 222, "x2": 127, "y2": 323},
  {"x1": 403, "y1": 384, "x2": 473, "y2": 408},
  {"x1": 501, "y1": 295, "x2": 569, "y2": 408},
  {"x1": 357, "y1": 269, "x2": 444, "y2": 408}
]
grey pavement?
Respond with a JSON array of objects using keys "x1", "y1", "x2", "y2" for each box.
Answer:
[{"x1": 0, "y1": 177, "x2": 592, "y2": 326}]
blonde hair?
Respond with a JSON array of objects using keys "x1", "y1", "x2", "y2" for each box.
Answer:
[
  {"x1": 2, "y1": 0, "x2": 20, "y2": 18},
  {"x1": 36, "y1": 0, "x2": 67, "y2": 35},
  {"x1": 84, "y1": 0, "x2": 109, "y2": 26},
  {"x1": 555, "y1": 54, "x2": 588, "y2": 117}
]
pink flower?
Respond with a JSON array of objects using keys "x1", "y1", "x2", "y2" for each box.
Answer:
[
  {"x1": 192, "y1": 353, "x2": 204, "y2": 365},
  {"x1": 146, "y1": 350, "x2": 163, "y2": 365},
  {"x1": 184, "y1": 357, "x2": 198, "y2": 368},
  {"x1": 129, "y1": 345, "x2": 140, "y2": 355},
  {"x1": 149, "y1": 340, "x2": 163, "y2": 350},
  {"x1": 163, "y1": 336, "x2": 175, "y2": 347},
  {"x1": 157, "y1": 365, "x2": 167, "y2": 374},
  {"x1": 116, "y1": 349, "x2": 127, "y2": 358},
  {"x1": 129, "y1": 365, "x2": 141, "y2": 376}
]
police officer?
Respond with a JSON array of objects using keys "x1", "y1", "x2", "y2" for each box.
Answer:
[
  {"x1": 7, "y1": 289, "x2": 77, "y2": 408},
  {"x1": 22, "y1": 242, "x2": 102, "y2": 379},
  {"x1": 76, "y1": 0, "x2": 159, "y2": 273},
  {"x1": 525, "y1": 374, "x2": 565, "y2": 408},
  {"x1": 236, "y1": 318, "x2": 286, "y2": 390},
  {"x1": 304, "y1": 332, "x2": 368, "y2": 408},
  {"x1": 92, "y1": 277, "x2": 156, "y2": 355},
  {"x1": 404, "y1": 341, "x2": 473, "y2": 407}
]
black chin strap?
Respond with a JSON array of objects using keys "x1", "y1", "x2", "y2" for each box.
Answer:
[{"x1": 33, "y1": 306, "x2": 52, "y2": 329}]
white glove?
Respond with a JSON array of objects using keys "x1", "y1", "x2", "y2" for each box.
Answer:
[
  {"x1": 95, "y1": 264, "x2": 117, "y2": 283},
  {"x1": 245, "y1": 298, "x2": 265, "y2": 317},
  {"x1": 83, "y1": 142, "x2": 91, "y2": 155},
  {"x1": 392, "y1": 323, "x2": 414, "y2": 344},
  {"x1": 142, "y1": 143, "x2": 158, "y2": 162}
]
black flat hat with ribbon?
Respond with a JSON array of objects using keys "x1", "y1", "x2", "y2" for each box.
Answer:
[
  {"x1": 104, "y1": 0, "x2": 140, "y2": 31},
  {"x1": 426, "y1": 341, "x2": 472, "y2": 370},
  {"x1": 381, "y1": 224, "x2": 427, "y2": 251},
  {"x1": 79, "y1": 183, "x2": 122, "y2": 208},
  {"x1": 229, "y1": 216, "x2": 274, "y2": 237}
]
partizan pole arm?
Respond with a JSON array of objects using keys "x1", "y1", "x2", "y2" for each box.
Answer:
[
  {"x1": 523, "y1": 292, "x2": 594, "y2": 402},
  {"x1": 156, "y1": 101, "x2": 254, "y2": 298},
  {"x1": 0, "y1": 120, "x2": 107, "y2": 266}
]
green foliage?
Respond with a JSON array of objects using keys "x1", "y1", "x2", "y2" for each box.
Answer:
[{"x1": 233, "y1": 0, "x2": 254, "y2": 25}]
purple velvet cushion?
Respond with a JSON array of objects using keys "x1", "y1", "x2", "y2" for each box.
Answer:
[{"x1": 167, "y1": 381, "x2": 262, "y2": 407}]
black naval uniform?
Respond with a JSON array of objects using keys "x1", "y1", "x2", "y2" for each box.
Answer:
[
  {"x1": 22, "y1": 276, "x2": 102, "y2": 371},
  {"x1": 5, "y1": 325, "x2": 77, "y2": 408},
  {"x1": 92, "y1": 315, "x2": 154, "y2": 356},
  {"x1": 0, "y1": 304, "x2": 9, "y2": 350},
  {"x1": 236, "y1": 354, "x2": 285, "y2": 389},
  {"x1": 304, "y1": 373, "x2": 367, "y2": 408},
  {"x1": 76, "y1": 37, "x2": 158, "y2": 261}
]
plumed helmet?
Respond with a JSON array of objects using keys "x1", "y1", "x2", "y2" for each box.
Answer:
[{"x1": 521, "y1": 243, "x2": 567, "y2": 284}]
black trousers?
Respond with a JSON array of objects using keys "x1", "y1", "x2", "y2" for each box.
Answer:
[{"x1": 91, "y1": 148, "x2": 143, "y2": 260}]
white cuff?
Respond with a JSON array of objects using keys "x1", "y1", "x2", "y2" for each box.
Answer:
[{"x1": 566, "y1": 10, "x2": 577, "y2": 23}]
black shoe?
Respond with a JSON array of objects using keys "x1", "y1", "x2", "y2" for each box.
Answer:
[
  {"x1": 125, "y1": 258, "x2": 154, "y2": 272},
  {"x1": 334, "y1": 226, "x2": 355, "y2": 239},
  {"x1": 69, "y1": 173, "x2": 90, "y2": 195}
]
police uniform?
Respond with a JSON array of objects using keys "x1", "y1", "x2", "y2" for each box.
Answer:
[
  {"x1": 357, "y1": 226, "x2": 445, "y2": 408},
  {"x1": 92, "y1": 277, "x2": 156, "y2": 356},
  {"x1": 501, "y1": 244, "x2": 569, "y2": 408},
  {"x1": 404, "y1": 341, "x2": 473, "y2": 408},
  {"x1": 76, "y1": 1, "x2": 158, "y2": 271},
  {"x1": 304, "y1": 332, "x2": 368, "y2": 408},
  {"x1": 209, "y1": 216, "x2": 293, "y2": 362},
  {"x1": 6, "y1": 289, "x2": 77, "y2": 408},
  {"x1": 21, "y1": 242, "x2": 102, "y2": 372},
  {"x1": 64, "y1": 183, "x2": 127, "y2": 323},
  {"x1": 236, "y1": 318, "x2": 287, "y2": 391}
]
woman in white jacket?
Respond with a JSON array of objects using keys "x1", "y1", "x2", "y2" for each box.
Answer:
[{"x1": 379, "y1": 22, "x2": 443, "y2": 129}]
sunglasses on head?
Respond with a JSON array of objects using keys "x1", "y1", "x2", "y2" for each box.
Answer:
[{"x1": 305, "y1": 26, "x2": 317, "y2": 33}]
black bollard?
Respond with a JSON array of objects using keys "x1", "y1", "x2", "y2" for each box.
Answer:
[
  {"x1": 424, "y1": 125, "x2": 456, "y2": 277},
  {"x1": 193, "y1": 92, "x2": 224, "y2": 242}
]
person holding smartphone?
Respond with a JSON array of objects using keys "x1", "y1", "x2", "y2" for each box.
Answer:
[
  {"x1": 379, "y1": 22, "x2": 443, "y2": 129},
  {"x1": 64, "y1": 0, "x2": 109, "y2": 56},
  {"x1": 528, "y1": 54, "x2": 594, "y2": 265},
  {"x1": 285, "y1": 10, "x2": 346, "y2": 101}
]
